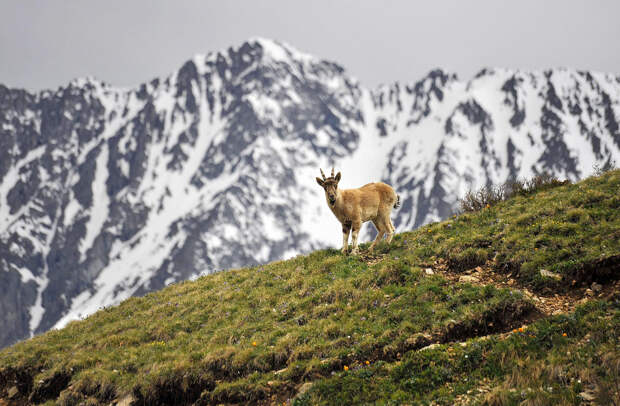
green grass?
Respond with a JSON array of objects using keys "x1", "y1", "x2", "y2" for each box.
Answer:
[
  {"x1": 433, "y1": 169, "x2": 620, "y2": 290},
  {"x1": 304, "y1": 300, "x2": 619, "y2": 406},
  {"x1": 0, "y1": 170, "x2": 619, "y2": 405}
]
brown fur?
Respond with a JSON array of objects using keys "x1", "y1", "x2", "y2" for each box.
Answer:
[{"x1": 316, "y1": 169, "x2": 400, "y2": 254}]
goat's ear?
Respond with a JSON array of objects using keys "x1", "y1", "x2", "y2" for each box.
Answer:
[
  {"x1": 316, "y1": 177, "x2": 325, "y2": 187},
  {"x1": 335, "y1": 172, "x2": 341, "y2": 182}
]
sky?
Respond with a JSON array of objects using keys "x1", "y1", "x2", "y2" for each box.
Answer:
[{"x1": 1, "y1": 1, "x2": 619, "y2": 91}]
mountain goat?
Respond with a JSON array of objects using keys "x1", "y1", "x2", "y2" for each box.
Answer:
[{"x1": 316, "y1": 168, "x2": 400, "y2": 254}]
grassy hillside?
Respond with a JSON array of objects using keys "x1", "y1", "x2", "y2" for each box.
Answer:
[{"x1": 1, "y1": 170, "x2": 619, "y2": 406}]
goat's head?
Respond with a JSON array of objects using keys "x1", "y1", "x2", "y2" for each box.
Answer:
[{"x1": 316, "y1": 168, "x2": 341, "y2": 206}]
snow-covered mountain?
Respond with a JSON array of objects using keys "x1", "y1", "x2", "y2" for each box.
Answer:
[{"x1": 1, "y1": 38, "x2": 619, "y2": 348}]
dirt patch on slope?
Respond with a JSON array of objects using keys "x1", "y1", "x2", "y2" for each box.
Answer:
[{"x1": 426, "y1": 258, "x2": 620, "y2": 316}]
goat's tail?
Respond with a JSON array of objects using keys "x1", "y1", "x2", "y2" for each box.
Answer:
[{"x1": 393, "y1": 194, "x2": 401, "y2": 209}]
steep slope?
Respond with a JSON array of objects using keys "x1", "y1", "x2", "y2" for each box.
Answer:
[
  {"x1": 1, "y1": 38, "x2": 619, "y2": 348},
  {"x1": 0, "y1": 170, "x2": 618, "y2": 405}
]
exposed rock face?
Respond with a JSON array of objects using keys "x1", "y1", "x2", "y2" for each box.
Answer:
[{"x1": 1, "y1": 38, "x2": 619, "y2": 348}]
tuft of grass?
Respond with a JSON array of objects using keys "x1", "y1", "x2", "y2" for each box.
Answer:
[{"x1": 0, "y1": 170, "x2": 618, "y2": 405}]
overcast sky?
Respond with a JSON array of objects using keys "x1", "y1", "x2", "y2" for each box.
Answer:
[{"x1": 1, "y1": 1, "x2": 619, "y2": 91}]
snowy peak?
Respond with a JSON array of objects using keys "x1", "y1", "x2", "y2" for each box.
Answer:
[{"x1": 246, "y1": 37, "x2": 316, "y2": 64}]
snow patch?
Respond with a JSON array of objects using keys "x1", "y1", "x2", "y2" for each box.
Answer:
[
  {"x1": 13, "y1": 266, "x2": 36, "y2": 284},
  {"x1": 118, "y1": 159, "x2": 130, "y2": 178},
  {"x1": 80, "y1": 145, "x2": 110, "y2": 261},
  {"x1": 63, "y1": 197, "x2": 82, "y2": 227}
]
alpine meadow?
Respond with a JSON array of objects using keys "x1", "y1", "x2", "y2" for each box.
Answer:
[{"x1": 1, "y1": 168, "x2": 619, "y2": 405}]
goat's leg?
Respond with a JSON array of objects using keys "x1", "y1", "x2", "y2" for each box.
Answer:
[
  {"x1": 350, "y1": 219, "x2": 362, "y2": 255},
  {"x1": 341, "y1": 221, "x2": 351, "y2": 254},
  {"x1": 385, "y1": 217, "x2": 395, "y2": 243},
  {"x1": 369, "y1": 220, "x2": 385, "y2": 251}
]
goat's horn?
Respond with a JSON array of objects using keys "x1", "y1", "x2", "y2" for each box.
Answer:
[
  {"x1": 331, "y1": 167, "x2": 335, "y2": 177},
  {"x1": 320, "y1": 168, "x2": 327, "y2": 180}
]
